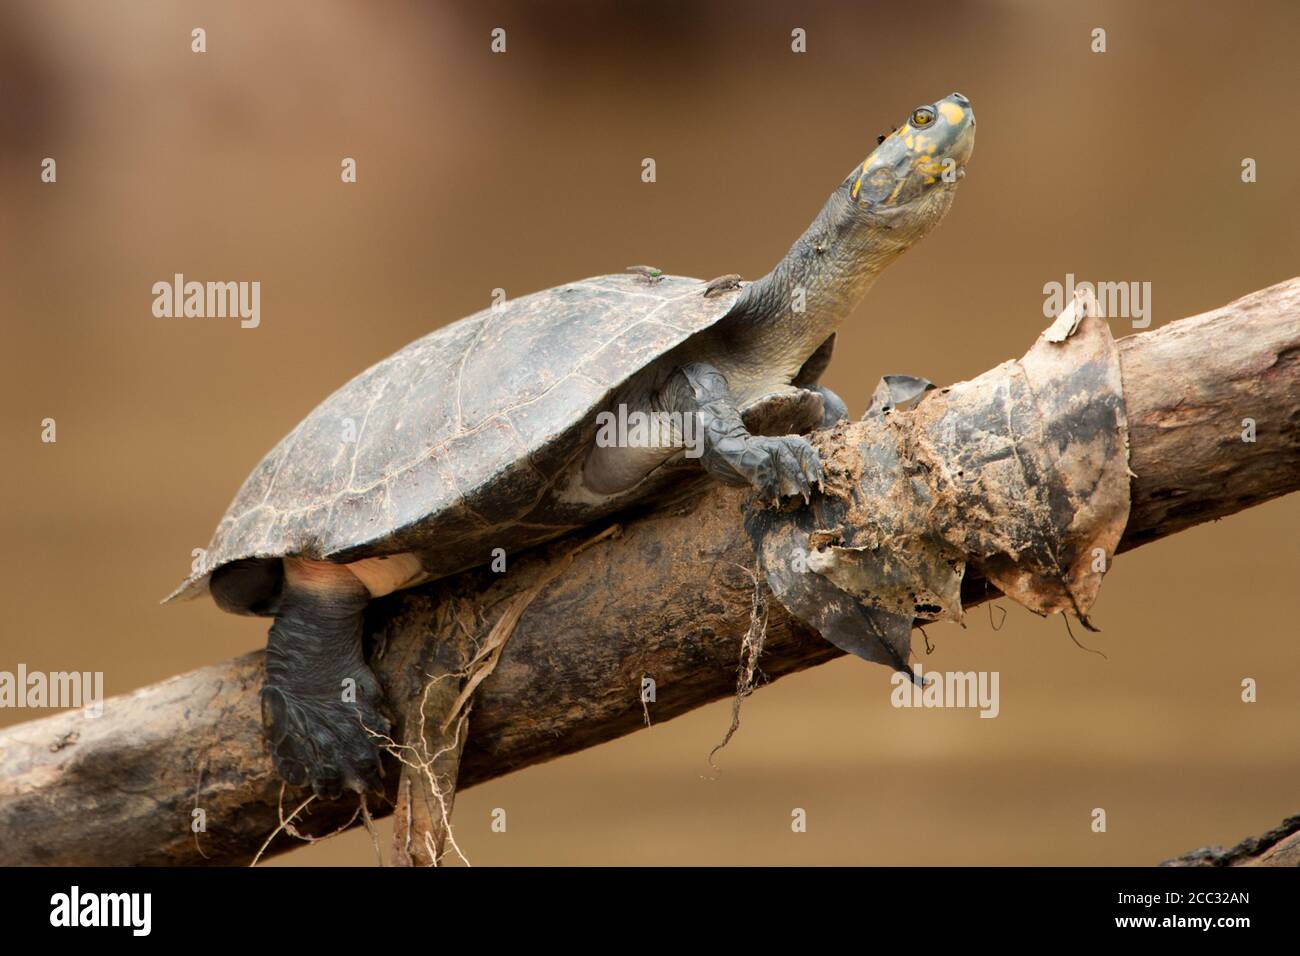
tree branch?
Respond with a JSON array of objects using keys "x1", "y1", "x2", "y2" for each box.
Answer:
[
  {"x1": 2, "y1": 278, "x2": 1296, "y2": 866},
  {"x1": 1161, "y1": 814, "x2": 1300, "y2": 867}
]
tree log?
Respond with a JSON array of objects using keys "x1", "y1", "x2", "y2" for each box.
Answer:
[{"x1": 1, "y1": 278, "x2": 1297, "y2": 866}]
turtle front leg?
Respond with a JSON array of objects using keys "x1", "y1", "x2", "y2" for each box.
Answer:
[
  {"x1": 660, "y1": 362, "x2": 824, "y2": 502},
  {"x1": 260, "y1": 558, "x2": 390, "y2": 798}
]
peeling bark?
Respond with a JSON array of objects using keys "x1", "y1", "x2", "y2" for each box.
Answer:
[{"x1": 1, "y1": 278, "x2": 1297, "y2": 866}]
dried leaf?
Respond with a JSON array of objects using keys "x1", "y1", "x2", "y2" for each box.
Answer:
[{"x1": 746, "y1": 304, "x2": 1131, "y2": 667}]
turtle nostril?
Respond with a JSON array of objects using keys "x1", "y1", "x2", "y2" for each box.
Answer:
[{"x1": 951, "y1": 92, "x2": 970, "y2": 106}]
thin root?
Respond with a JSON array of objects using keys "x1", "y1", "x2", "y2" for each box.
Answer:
[
  {"x1": 250, "y1": 785, "x2": 317, "y2": 867},
  {"x1": 1063, "y1": 613, "x2": 1108, "y2": 660},
  {"x1": 988, "y1": 603, "x2": 1007, "y2": 631},
  {"x1": 707, "y1": 560, "x2": 769, "y2": 773}
]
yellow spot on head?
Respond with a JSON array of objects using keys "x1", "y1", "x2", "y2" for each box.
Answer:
[
  {"x1": 938, "y1": 102, "x2": 965, "y2": 125},
  {"x1": 916, "y1": 155, "x2": 945, "y2": 176}
]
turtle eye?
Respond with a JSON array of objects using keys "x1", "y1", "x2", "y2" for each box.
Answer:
[{"x1": 911, "y1": 107, "x2": 936, "y2": 128}]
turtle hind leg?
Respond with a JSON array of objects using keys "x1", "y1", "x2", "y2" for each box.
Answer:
[{"x1": 261, "y1": 557, "x2": 390, "y2": 799}]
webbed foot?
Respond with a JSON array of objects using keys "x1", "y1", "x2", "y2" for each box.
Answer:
[
  {"x1": 261, "y1": 558, "x2": 390, "y2": 799},
  {"x1": 721, "y1": 433, "x2": 824, "y2": 503},
  {"x1": 261, "y1": 670, "x2": 390, "y2": 798}
]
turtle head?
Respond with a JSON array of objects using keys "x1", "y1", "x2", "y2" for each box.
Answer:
[
  {"x1": 745, "y1": 93, "x2": 975, "y2": 334},
  {"x1": 848, "y1": 93, "x2": 975, "y2": 217}
]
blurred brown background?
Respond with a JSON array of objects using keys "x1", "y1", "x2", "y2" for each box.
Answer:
[{"x1": 2, "y1": 0, "x2": 1297, "y2": 866}]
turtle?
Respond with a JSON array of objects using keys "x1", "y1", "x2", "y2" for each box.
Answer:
[{"x1": 168, "y1": 93, "x2": 976, "y2": 797}]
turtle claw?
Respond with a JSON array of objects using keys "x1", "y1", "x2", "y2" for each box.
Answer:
[
  {"x1": 736, "y1": 435, "x2": 823, "y2": 505},
  {"x1": 260, "y1": 678, "x2": 390, "y2": 799}
]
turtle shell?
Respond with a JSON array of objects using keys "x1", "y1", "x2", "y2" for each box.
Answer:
[{"x1": 168, "y1": 273, "x2": 745, "y2": 611}]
